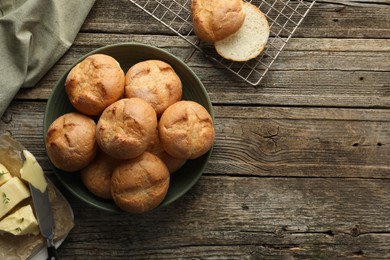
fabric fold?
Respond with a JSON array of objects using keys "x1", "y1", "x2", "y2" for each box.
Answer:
[{"x1": 0, "y1": 0, "x2": 95, "y2": 117}]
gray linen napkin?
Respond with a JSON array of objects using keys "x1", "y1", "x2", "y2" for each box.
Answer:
[{"x1": 0, "y1": 0, "x2": 95, "y2": 118}]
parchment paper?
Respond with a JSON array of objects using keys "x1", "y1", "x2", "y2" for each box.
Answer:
[{"x1": 0, "y1": 133, "x2": 74, "y2": 260}]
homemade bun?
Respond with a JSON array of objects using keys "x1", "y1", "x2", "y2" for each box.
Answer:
[
  {"x1": 111, "y1": 152, "x2": 170, "y2": 213},
  {"x1": 215, "y1": 2, "x2": 270, "y2": 61},
  {"x1": 65, "y1": 54, "x2": 125, "y2": 116},
  {"x1": 125, "y1": 60, "x2": 182, "y2": 117},
  {"x1": 45, "y1": 112, "x2": 98, "y2": 172},
  {"x1": 147, "y1": 128, "x2": 187, "y2": 173},
  {"x1": 159, "y1": 101, "x2": 214, "y2": 159},
  {"x1": 81, "y1": 150, "x2": 118, "y2": 199},
  {"x1": 192, "y1": 0, "x2": 246, "y2": 43},
  {"x1": 96, "y1": 98, "x2": 157, "y2": 160}
]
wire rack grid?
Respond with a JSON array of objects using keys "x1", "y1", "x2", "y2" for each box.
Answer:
[{"x1": 129, "y1": 0, "x2": 316, "y2": 86}]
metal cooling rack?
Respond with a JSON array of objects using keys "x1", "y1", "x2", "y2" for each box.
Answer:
[{"x1": 129, "y1": 0, "x2": 316, "y2": 85}]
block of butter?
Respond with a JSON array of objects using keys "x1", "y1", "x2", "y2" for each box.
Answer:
[
  {"x1": 20, "y1": 149, "x2": 47, "y2": 193},
  {"x1": 0, "y1": 163, "x2": 12, "y2": 186},
  {"x1": 0, "y1": 205, "x2": 39, "y2": 235},
  {"x1": 0, "y1": 177, "x2": 30, "y2": 219}
]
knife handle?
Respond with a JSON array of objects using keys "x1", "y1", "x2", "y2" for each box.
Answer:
[{"x1": 47, "y1": 245, "x2": 59, "y2": 260}]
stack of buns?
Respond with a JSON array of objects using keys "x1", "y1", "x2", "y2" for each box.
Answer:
[
  {"x1": 192, "y1": 0, "x2": 270, "y2": 62},
  {"x1": 45, "y1": 54, "x2": 215, "y2": 214}
]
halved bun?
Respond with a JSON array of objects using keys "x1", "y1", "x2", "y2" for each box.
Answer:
[
  {"x1": 192, "y1": 0, "x2": 246, "y2": 43},
  {"x1": 215, "y1": 3, "x2": 270, "y2": 62}
]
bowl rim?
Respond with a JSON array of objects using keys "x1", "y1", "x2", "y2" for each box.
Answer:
[
  {"x1": 45, "y1": 42, "x2": 214, "y2": 120},
  {"x1": 43, "y1": 42, "x2": 214, "y2": 213}
]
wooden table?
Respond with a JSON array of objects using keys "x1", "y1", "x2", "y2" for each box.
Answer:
[{"x1": 1, "y1": 0, "x2": 389, "y2": 258}]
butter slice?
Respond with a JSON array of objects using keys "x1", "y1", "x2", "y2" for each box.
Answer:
[
  {"x1": 0, "y1": 205, "x2": 39, "y2": 236},
  {"x1": 20, "y1": 150, "x2": 47, "y2": 193},
  {"x1": 0, "y1": 177, "x2": 30, "y2": 219},
  {"x1": 0, "y1": 163, "x2": 12, "y2": 186}
]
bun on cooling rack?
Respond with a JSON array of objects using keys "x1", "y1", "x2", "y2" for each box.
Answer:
[
  {"x1": 215, "y1": 2, "x2": 270, "y2": 62},
  {"x1": 191, "y1": 0, "x2": 246, "y2": 43}
]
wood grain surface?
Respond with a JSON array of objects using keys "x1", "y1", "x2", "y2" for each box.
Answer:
[{"x1": 1, "y1": 0, "x2": 390, "y2": 259}]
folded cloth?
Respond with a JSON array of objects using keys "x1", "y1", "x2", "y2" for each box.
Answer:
[{"x1": 0, "y1": 0, "x2": 95, "y2": 118}]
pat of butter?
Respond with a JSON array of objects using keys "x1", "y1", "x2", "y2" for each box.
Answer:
[
  {"x1": 0, "y1": 163, "x2": 12, "y2": 186},
  {"x1": 0, "y1": 177, "x2": 30, "y2": 219},
  {"x1": 0, "y1": 205, "x2": 39, "y2": 236},
  {"x1": 20, "y1": 150, "x2": 47, "y2": 193}
]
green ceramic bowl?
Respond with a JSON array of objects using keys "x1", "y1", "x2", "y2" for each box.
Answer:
[{"x1": 44, "y1": 43, "x2": 214, "y2": 213}]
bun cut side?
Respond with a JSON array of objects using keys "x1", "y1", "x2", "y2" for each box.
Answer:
[{"x1": 215, "y1": 2, "x2": 270, "y2": 62}]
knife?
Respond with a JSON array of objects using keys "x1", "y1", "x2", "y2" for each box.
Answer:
[
  {"x1": 20, "y1": 150, "x2": 59, "y2": 260},
  {"x1": 29, "y1": 183, "x2": 59, "y2": 260}
]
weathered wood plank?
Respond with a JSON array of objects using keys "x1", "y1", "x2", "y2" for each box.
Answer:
[
  {"x1": 1, "y1": 102, "x2": 390, "y2": 179},
  {"x1": 212, "y1": 106, "x2": 390, "y2": 178},
  {"x1": 317, "y1": 0, "x2": 390, "y2": 7},
  {"x1": 54, "y1": 176, "x2": 390, "y2": 259},
  {"x1": 80, "y1": 0, "x2": 390, "y2": 38},
  {"x1": 299, "y1": 2, "x2": 390, "y2": 38}
]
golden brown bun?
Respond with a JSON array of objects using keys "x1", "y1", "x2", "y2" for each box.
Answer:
[
  {"x1": 96, "y1": 98, "x2": 157, "y2": 160},
  {"x1": 65, "y1": 54, "x2": 125, "y2": 116},
  {"x1": 191, "y1": 0, "x2": 246, "y2": 43},
  {"x1": 45, "y1": 112, "x2": 98, "y2": 172},
  {"x1": 158, "y1": 101, "x2": 215, "y2": 159},
  {"x1": 80, "y1": 150, "x2": 118, "y2": 199},
  {"x1": 111, "y1": 152, "x2": 170, "y2": 213},
  {"x1": 124, "y1": 60, "x2": 182, "y2": 117},
  {"x1": 147, "y1": 128, "x2": 187, "y2": 173}
]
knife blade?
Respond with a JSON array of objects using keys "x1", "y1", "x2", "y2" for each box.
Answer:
[
  {"x1": 29, "y1": 183, "x2": 59, "y2": 260},
  {"x1": 20, "y1": 151, "x2": 59, "y2": 260}
]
